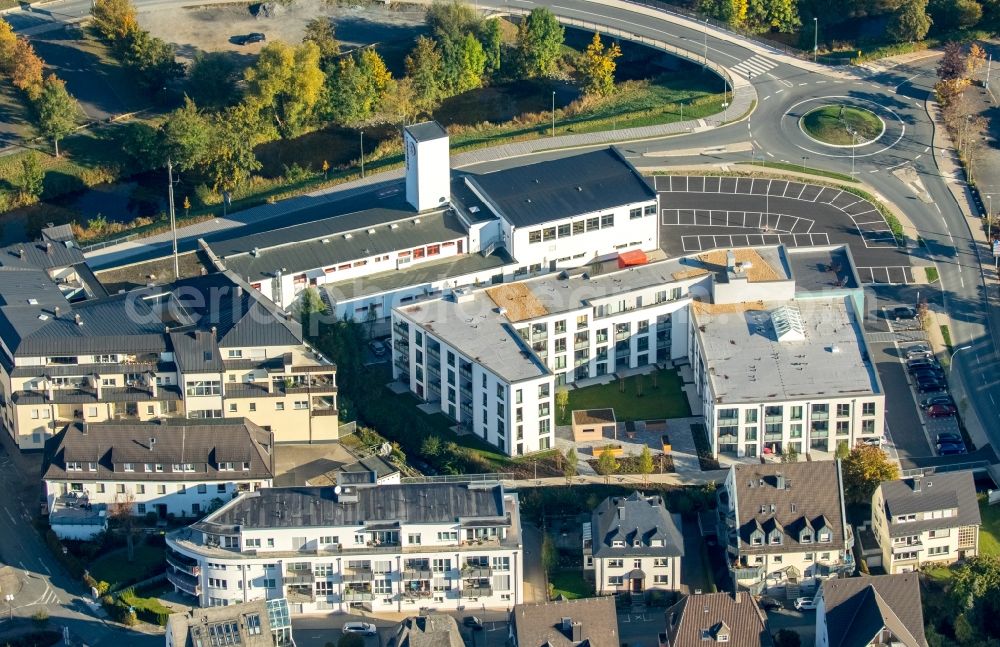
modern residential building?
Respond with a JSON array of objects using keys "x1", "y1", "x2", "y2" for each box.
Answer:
[
  {"x1": 165, "y1": 598, "x2": 295, "y2": 646},
  {"x1": 815, "y1": 574, "x2": 927, "y2": 647},
  {"x1": 510, "y1": 597, "x2": 619, "y2": 647},
  {"x1": 0, "y1": 265, "x2": 339, "y2": 451},
  {"x1": 43, "y1": 418, "x2": 275, "y2": 538},
  {"x1": 165, "y1": 481, "x2": 523, "y2": 615},
  {"x1": 391, "y1": 254, "x2": 703, "y2": 455},
  {"x1": 392, "y1": 243, "x2": 881, "y2": 459},
  {"x1": 389, "y1": 614, "x2": 464, "y2": 647},
  {"x1": 583, "y1": 492, "x2": 684, "y2": 595},
  {"x1": 202, "y1": 121, "x2": 659, "y2": 317},
  {"x1": 659, "y1": 592, "x2": 772, "y2": 647},
  {"x1": 871, "y1": 473, "x2": 981, "y2": 574},
  {"x1": 717, "y1": 461, "x2": 854, "y2": 595},
  {"x1": 688, "y1": 248, "x2": 883, "y2": 458}
]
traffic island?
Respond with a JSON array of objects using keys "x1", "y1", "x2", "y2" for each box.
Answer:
[{"x1": 800, "y1": 104, "x2": 885, "y2": 146}]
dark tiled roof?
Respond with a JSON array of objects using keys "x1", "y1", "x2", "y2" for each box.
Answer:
[
  {"x1": 200, "y1": 483, "x2": 508, "y2": 530},
  {"x1": 392, "y1": 614, "x2": 464, "y2": 647},
  {"x1": 664, "y1": 592, "x2": 772, "y2": 647},
  {"x1": 405, "y1": 121, "x2": 448, "y2": 142},
  {"x1": 821, "y1": 574, "x2": 927, "y2": 647},
  {"x1": 169, "y1": 330, "x2": 224, "y2": 373},
  {"x1": 469, "y1": 147, "x2": 656, "y2": 228},
  {"x1": 0, "y1": 230, "x2": 85, "y2": 271},
  {"x1": 12, "y1": 385, "x2": 182, "y2": 405},
  {"x1": 512, "y1": 597, "x2": 619, "y2": 647},
  {"x1": 731, "y1": 462, "x2": 847, "y2": 554},
  {"x1": 217, "y1": 210, "x2": 464, "y2": 282},
  {"x1": 592, "y1": 492, "x2": 684, "y2": 558},
  {"x1": 879, "y1": 472, "x2": 981, "y2": 537},
  {"x1": 43, "y1": 418, "x2": 274, "y2": 482}
]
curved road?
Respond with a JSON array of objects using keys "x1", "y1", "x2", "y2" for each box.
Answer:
[{"x1": 5, "y1": 0, "x2": 997, "y2": 447}]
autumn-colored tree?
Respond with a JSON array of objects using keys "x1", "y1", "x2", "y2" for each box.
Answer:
[
  {"x1": 935, "y1": 77, "x2": 970, "y2": 107},
  {"x1": 302, "y1": 17, "x2": 339, "y2": 63},
  {"x1": 323, "y1": 48, "x2": 393, "y2": 126},
  {"x1": 969, "y1": 43, "x2": 988, "y2": 75},
  {"x1": 244, "y1": 41, "x2": 324, "y2": 136},
  {"x1": 579, "y1": 33, "x2": 621, "y2": 97},
  {"x1": 109, "y1": 491, "x2": 138, "y2": 561},
  {"x1": 35, "y1": 74, "x2": 79, "y2": 157},
  {"x1": 0, "y1": 19, "x2": 18, "y2": 73},
  {"x1": 698, "y1": 0, "x2": 748, "y2": 26},
  {"x1": 11, "y1": 39, "x2": 44, "y2": 99},
  {"x1": 938, "y1": 42, "x2": 969, "y2": 81},
  {"x1": 596, "y1": 447, "x2": 619, "y2": 476},
  {"x1": 205, "y1": 102, "x2": 264, "y2": 192},
  {"x1": 91, "y1": 0, "x2": 139, "y2": 44},
  {"x1": 841, "y1": 444, "x2": 899, "y2": 504}
]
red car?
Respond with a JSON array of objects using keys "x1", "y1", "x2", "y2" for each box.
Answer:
[{"x1": 926, "y1": 403, "x2": 957, "y2": 418}]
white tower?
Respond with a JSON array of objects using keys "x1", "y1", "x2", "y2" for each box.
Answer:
[{"x1": 404, "y1": 121, "x2": 450, "y2": 212}]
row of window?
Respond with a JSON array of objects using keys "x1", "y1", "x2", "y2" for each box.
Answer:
[
  {"x1": 527, "y1": 214, "x2": 617, "y2": 244},
  {"x1": 606, "y1": 558, "x2": 671, "y2": 568},
  {"x1": 67, "y1": 461, "x2": 249, "y2": 472},
  {"x1": 72, "y1": 482, "x2": 229, "y2": 495},
  {"x1": 720, "y1": 402, "x2": 878, "y2": 423}
]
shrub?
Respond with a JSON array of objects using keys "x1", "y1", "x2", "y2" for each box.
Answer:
[{"x1": 31, "y1": 609, "x2": 49, "y2": 627}]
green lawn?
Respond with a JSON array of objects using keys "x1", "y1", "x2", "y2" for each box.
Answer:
[
  {"x1": 925, "y1": 266, "x2": 940, "y2": 283},
  {"x1": 89, "y1": 541, "x2": 166, "y2": 589},
  {"x1": 549, "y1": 569, "x2": 593, "y2": 599},
  {"x1": 801, "y1": 105, "x2": 884, "y2": 146},
  {"x1": 978, "y1": 494, "x2": 1000, "y2": 557},
  {"x1": 560, "y1": 368, "x2": 691, "y2": 425},
  {"x1": 736, "y1": 161, "x2": 858, "y2": 183}
]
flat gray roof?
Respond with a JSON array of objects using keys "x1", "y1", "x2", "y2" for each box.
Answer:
[
  {"x1": 694, "y1": 296, "x2": 879, "y2": 403},
  {"x1": 786, "y1": 247, "x2": 859, "y2": 292}
]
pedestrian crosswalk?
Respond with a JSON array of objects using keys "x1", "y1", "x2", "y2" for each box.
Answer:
[{"x1": 731, "y1": 54, "x2": 778, "y2": 79}]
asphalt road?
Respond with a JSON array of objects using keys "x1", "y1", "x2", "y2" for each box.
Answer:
[{"x1": 0, "y1": 438, "x2": 161, "y2": 646}]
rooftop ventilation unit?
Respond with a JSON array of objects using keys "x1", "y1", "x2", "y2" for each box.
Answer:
[
  {"x1": 390, "y1": 223, "x2": 399, "y2": 229},
  {"x1": 344, "y1": 233, "x2": 353, "y2": 239},
  {"x1": 367, "y1": 229, "x2": 376, "y2": 235},
  {"x1": 770, "y1": 305, "x2": 805, "y2": 342}
]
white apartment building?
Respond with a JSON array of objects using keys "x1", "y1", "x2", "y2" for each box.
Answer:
[
  {"x1": 391, "y1": 255, "x2": 703, "y2": 456},
  {"x1": 718, "y1": 461, "x2": 854, "y2": 596},
  {"x1": 203, "y1": 121, "x2": 659, "y2": 317},
  {"x1": 165, "y1": 481, "x2": 524, "y2": 615},
  {"x1": 583, "y1": 492, "x2": 684, "y2": 596},
  {"x1": 871, "y1": 473, "x2": 981, "y2": 574},
  {"x1": 688, "y1": 249, "x2": 884, "y2": 459},
  {"x1": 0, "y1": 265, "x2": 338, "y2": 451},
  {"x1": 42, "y1": 419, "x2": 274, "y2": 539}
]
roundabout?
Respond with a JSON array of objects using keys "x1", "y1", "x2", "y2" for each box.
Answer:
[{"x1": 800, "y1": 104, "x2": 885, "y2": 147}]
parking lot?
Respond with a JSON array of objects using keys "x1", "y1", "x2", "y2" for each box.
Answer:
[{"x1": 654, "y1": 175, "x2": 914, "y2": 283}]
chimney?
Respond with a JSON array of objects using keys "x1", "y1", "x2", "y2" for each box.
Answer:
[
  {"x1": 561, "y1": 617, "x2": 572, "y2": 631},
  {"x1": 776, "y1": 474, "x2": 785, "y2": 490},
  {"x1": 17, "y1": 248, "x2": 24, "y2": 258},
  {"x1": 236, "y1": 286, "x2": 243, "y2": 298},
  {"x1": 912, "y1": 477, "x2": 922, "y2": 493},
  {"x1": 74, "y1": 314, "x2": 82, "y2": 326},
  {"x1": 46, "y1": 242, "x2": 52, "y2": 254},
  {"x1": 53, "y1": 306, "x2": 60, "y2": 318},
  {"x1": 570, "y1": 621, "x2": 583, "y2": 642},
  {"x1": 726, "y1": 249, "x2": 736, "y2": 272},
  {"x1": 149, "y1": 437, "x2": 156, "y2": 450}
]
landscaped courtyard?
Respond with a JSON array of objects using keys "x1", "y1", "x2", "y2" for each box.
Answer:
[{"x1": 559, "y1": 368, "x2": 691, "y2": 425}]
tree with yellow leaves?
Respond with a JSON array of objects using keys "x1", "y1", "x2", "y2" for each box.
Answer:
[
  {"x1": 579, "y1": 32, "x2": 621, "y2": 97},
  {"x1": 90, "y1": 0, "x2": 139, "y2": 45},
  {"x1": 969, "y1": 42, "x2": 987, "y2": 75},
  {"x1": 244, "y1": 40, "x2": 324, "y2": 137}
]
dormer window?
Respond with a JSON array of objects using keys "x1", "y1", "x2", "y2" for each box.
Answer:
[
  {"x1": 801, "y1": 533, "x2": 813, "y2": 544},
  {"x1": 632, "y1": 540, "x2": 642, "y2": 547},
  {"x1": 750, "y1": 531, "x2": 764, "y2": 546},
  {"x1": 123, "y1": 463, "x2": 134, "y2": 472},
  {"x1": 718, "y1": 634, "x2": 730, "y2": 643},
  {"x1": 769, "y1": 531, "x2": 782, "y2": 545},
  {"x1": 819, "y1": 531, "x2": 831, "y2": 543},
  {"x1": 66, "y1": 461, "x2": 81, "y2": 471},
  {"x1": 612, "y1": 540, "x2": 625, "y2": 548},
  {"x1": 87, "y1": 462, "x2": 96, "y2": 471}
]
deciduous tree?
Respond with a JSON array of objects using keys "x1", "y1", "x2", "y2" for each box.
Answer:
[
  {"x1": 938, "y1": 42, "x2": 969, "y2": 81},
  {"x1": 596, "y1": 447, "x2": 618, "y2": 476},
  {"x1": 323, "y1": 48, "x2": 392, "y2": 126},
  {"x1": 479, "y1": 18, "x2": 503, "y2": 78},
  {"x1": 244, "y1": 41, "x2": 324, "y2": 136},
  {"x1": 120, "y1": 28, "x2": 183, "y2": 93},
  {"x1": 0, "y1": 19, "x2": 18, "y2": 73},
  {"x1": 887, "y1": 0, "x2": 932, "y2": 42},
  {"x1": 206, "y1": 103, "x2": 263, "y2": 192},
  {"x1": 427, "y1": 0, "x2": 481, "y2": 43},
  {"x1": 515, "y1": 7, "x2": 564, "y2": 78},
  {"x1": 579, "y1": 32, "x2": 621, "y2": 97},
  {"x1": 11, "y1": 39, "x2": 44, "y2": 99},
  {"x1": 563, "y1": 447, "x2": 578, "y2": 482},
  {"x1": 15, "y1": 152, "x2": 44, "y2": 203},
  {"x1": 746, "y1": 0, "x2": 801, "y2": 33},
  {"x1": 91, "y1": 0, "x2": 138, "y2": 44},
  {"x1": 406, "y1": 36, "x2": 445, "y2": 112},
  {"x1": 303, "y1": 17, "x2": 339, "y2": 63},
  {"x1": 969, "y1": 42, "x2": 988, "y2": 74},
  {"x1": 841, "y1": 444, "x2": 899, "y2": 504},
  {"x1": 698, "y1": 0, "x2": 748, "y2": 26},
  {"x1": 454, "y1": 33, "x2": 487, "y2": 93},
  {"x1": 186, "y1": 52, "x2": 239, "y2": 110},
  {"x1": 159, "y1": 97, "x2": 212, "y2": 171},
  {"x1": 638, "y1": 445, "x2": 654, "y2": 483},
  {"x1": 35, "y1": 74, "x2": 79, "y2": 157}
]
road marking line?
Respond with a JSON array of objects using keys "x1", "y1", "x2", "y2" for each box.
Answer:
[
  {"x1": 763, "y1": 95, "x2": 771, "y2": 101},
  {"x1": 924, "y1": 146, "x2": 930, "y2": 152},
  {"x1": 915, "y1": 154, "x2": 922, "y2": 160}
]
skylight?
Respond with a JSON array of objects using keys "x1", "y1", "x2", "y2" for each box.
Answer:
[{"x1": 770, "y1": 305, "x2": 805, "y2": 342}]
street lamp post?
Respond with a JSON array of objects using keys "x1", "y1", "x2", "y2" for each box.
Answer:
[
  {"x1": 988, "y1": 194, "x2": 993, "y2": 243},
  {"x1": 813, "y1": 17, "x2": 818, "y2": 63},
  {"x1": 949, "y1": 344, "x2": 974, "y2": 376},
  {"x1": 360, "y1": 131, "x2": 365, "y2": 179},
  {"x1": 4, "y1": 594, "x2": 12, "y2": 621},
  {"x1": 703, "y1": 19, "x2": 708, "y2": 68},
  {"x1": 551, "y1": 91, "x2": 556, "y2": 137},
  {"x1": 166, "y1": 160, "x2": 179, "y2": 281}
]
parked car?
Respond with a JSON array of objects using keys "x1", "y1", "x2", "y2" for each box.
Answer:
[
  {"x1": 904, "y1": 344, "x2": 931, "y2": 358},
  {"x1": 757, "y1": 596, "x2": 783, "y2": 611},
  {"x1": 911, "y1": 365, "x2": 944, "y2": 377},
  {"x1": 938, "y1": 443, "x2": 967, "y2": 456},
  {"x1": 234, "y1": 32, "x2": 266, "y2": 45},
  {"x1": 794, "y1": 596, "x2": 817, "y2": 611},
  {"x1": 912, "y1": 369, "x2": 946, "y2": 384},
  {"x1": 368, "y1": 339, "x2": 388, "y2": 357},
  {"x1": 936, "y1": 432, "x2": 963, "y2": 445},
  {"x1": 916, "y1": 380, "x2": 947, "y2": 394},
  {"x1": 463, "y1": 616, "x2": 484, "y2": 630},
  {"x1": 343, "y1": 621, "x2": 377, "y2": 636},
  {"x1": 893, "y1": 306, "x2": 917, "y2": 320},
  {"x1": 921, "y1": 394, "x2": 955, "y2": 409},
  {"x1": 926, "y1": 404, "x2": 957, "y2": 418},
  {"x1": 860, "y1": 437, "x2": 883, "y2": 447},
  {"x1": 907, "y1": 359, "x2": 941, "y2": 373}
]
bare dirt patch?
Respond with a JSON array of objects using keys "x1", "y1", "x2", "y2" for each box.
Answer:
[
  {"x1": 139, "y1": 0, "x2": 429, "y2": 69},
  {"x1": 96, "y1": 249, "x2": 213, "y2": 292}
]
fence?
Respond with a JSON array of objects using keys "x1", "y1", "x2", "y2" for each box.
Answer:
[
  {"x1": 899, "y1": 459, "x2": 991, "y2": 478},
  {"x1": 80, "y1": 232, "x2": 141, "y2": 253},
  {"x1": 401, "y1": 473, "x2": 514, "y2": 484}
]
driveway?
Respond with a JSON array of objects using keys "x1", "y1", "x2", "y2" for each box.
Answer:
[
  {"x1": 870, "y1": 341, "x2": 932, "y2": 459},
  {"x1": 767, "y1": 608, "x2": 816, "y2": 647},
  {"x1": 521, "y1": 523, "x2": 546, "y2": 604}
]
